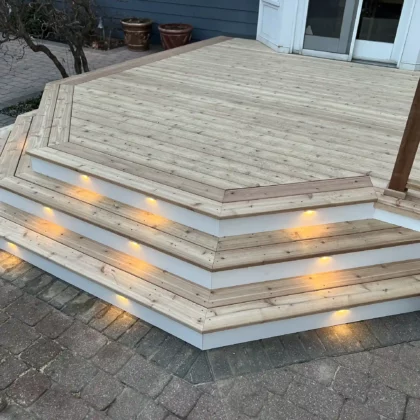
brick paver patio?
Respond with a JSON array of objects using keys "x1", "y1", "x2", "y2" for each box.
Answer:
[
  {"x1": 1, "y1": 251, "x2": 420, "y2": 419},
  {"x1": 0, "y1": 39, "x2": 160, "y2": 127}
]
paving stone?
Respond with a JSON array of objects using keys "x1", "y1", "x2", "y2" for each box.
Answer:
[
  {"x1": 187, "y1": 393, "x2": 226, "y2": 420},
  {"x1": 382, "y1": 313, "x2": 420, "y2": 342},
  {"x1": 0, "y1": 283, "x2": 22, "y2": 309},
  {"x1": 259, "y1": 394, "x2": 317, "y2": 420},
  {"x1": 76, "y1": 299, "x2": 108, "y2": 324},
  {"x1": 23, "y1": 273, "x2": 54, "y2": 295},
  {"x1": 316, "y1": 326, "x2": 353, "y2": 355},
  {"x1": 405, "y1": 398, "x2": 420, "y2": 420},
  {"x1": 139, "y1": 399, "x2": 168, "y2": 420},
  {"x1": 365, "y1": 383, "x2": 406, "y2": 420},
  {"x1": 107, "y1": 387, "x2": 147, "y2": 420},
  {"x1": 343, "y1": 321, "x2": 380, "y2": 349},
  {"x1": 20, "y1": 337, "x2": 61, "y2": 369},
  {"x1": 280, "y1": 334, "x2": 310, "y2": 364},
  {"x1": 0, "y1": 311, "x2": 8, "y2": 325},
  {"x1": 370, "y1": 355, "x2": 420, "y2": 397},
  {"x1": 57, "y1": 321, "x2": 107, "y2": 358},
  {"x1": 118, "y1": 319, "x2": 151, "y2": 348},
  {"x1": 12, "y1": 267, "x2": 43, "y2": 289},
  {"x1": 1, "y1": 261, "x2": 33, "y2": 281},
  {"x1": 0, "y1": 356, "x2": 28, "y2": 390},
  {"x1": 289, "y1": 358, "x2": 338, "y2": 386},
  {"x1": 339, "y1": 400, "x2": 381, "y2": 420},
  {"x1": 334, "y1": 351, "x2": 373, "y2": 374},
  {"x1": 332, "y1": 366, "x2": 371, "y2": 402},
  {"x1": 81, "y1": 371, "x2": 124, "y2": 410},
  {"x1": 166, "y1": 342, "x2": 201, "y2": 378},
  {"x1": 398, "y1": 343, "x2": 420, "y2": 371},
  {"x1": 152, "y1": 335, "x2": 185, "y2": 368},
  {"x1": 89, "y1": 306, "x2": 123, "y2": 331},
  {"x1": 158, "y1": 377, "x2": 201, "y2": 418},
  {"x1": 0, "y1": 404, "x2": 36, "y2": 420},
  {"x1": 44, "y1": 351, "x2": 98, "y2": 392},
  {"x1": 0, "y1": 255, "x2": 22, "y2": 276},
  {"x1": 117, "y1": 354, "x2": 171, "y2": 398},
  {"x1": 261, "y1": 337, "x2": 290, "y2": 367},
  {"x1": 330, "y1": 324, "x2": 365, "y2": 353},
  {"x1": 92, "y1": 341, "x2": 133, "y2": 374},
  {"x1": 0, "y1": 319, "x2": 39, "y2": 354},
  {"x1": 253, "y1": 368, "x2": 295, "y2": 395},
  {"x1": 6, "y1": 369, "x2": 50, "y2": 407},
  {"x1": 225, "y1": 341, "x2": 272, "y2": 375},
  {"x1": 37, "y1": 279, "x2": 68, "y2": 302},
  {"x1": 62, "y1": 293, "x2": 97, "y2": 317},
  {"x1": 6, "y1": 294, "x2": 51, "y2": 326},
  {"x1": 31, "y1": 386, "x2": 89, "y2": 420},
  {"x1": 286, "y1": 377, "x2": 344, "y2": 419},
  {"x1": 207, "y1": 347, "x2": 234, "y2": 380},
  {"x1": 185, "y1": 352, "x2": 213, "y2": 384},
  {"x1": 135, "y1": 327, "x2": 168, "y2": 359},
  {"x1": 103, "y1": 312, "x2": 137, "y2": 340},
  {"x1": 35, "y1": 310, "x2": 73, "y2": 338},
  {"x1": 365, "y1": 317, "x2": 402, "y2": 346},
  {"x1": 84, "y1": 409, "x2": 109, "y2": 420},
  {"x1": 49, "y1": 286, "x2": 80, "y2": 309},
  {"x1": 370, "y1": 344, "x2": 402, "y2": 361}
]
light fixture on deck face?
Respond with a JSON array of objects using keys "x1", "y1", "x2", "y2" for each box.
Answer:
[
  {"x1": 320, "y1": 256, "x2": 331, "y2": 261},
  {"x1": 146, "y1": 197, "x2": 157, "y2": 204},
  {"x1": 7, "y1": 242, "x2": 17, "y2": 250},
  {"x1": 80, "y1": 175, "x2": 90, "y2": 181},
  {"x1": 43, "y1": 207, "x2": 54, "y2": 215},
  {"x1": 304, "y1": 210, "x2": 315, "y2": 215},
  {"x1": 334, "y1": 309, "x2": 350, "y2": 317},
  {"x1": 116, "y1": 294, "x2": 129, "y2": 304},
  {"x1": 129, "y1": 241, "x2": 140, "y2": 248}
]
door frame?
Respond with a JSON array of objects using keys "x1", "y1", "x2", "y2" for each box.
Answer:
[{"x1": 293, "y1": 0, "x2": 415, "y2": 65}]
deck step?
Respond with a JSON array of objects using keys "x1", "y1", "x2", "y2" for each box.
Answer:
[
  {"x1": 1, "y1": 176, "x2": 420, "y2": 288},
  {"x1": 27, "y1": 146, "x2": 378, "y2": 236},
  {"x1": 2, "y1": 212, "x2": 420, "y2": 349},
  {"x1": 3, "y1": 202, "x2": 420, "y2": 308}
]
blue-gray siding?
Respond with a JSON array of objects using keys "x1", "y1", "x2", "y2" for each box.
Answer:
[{"x1": 97, "y1": 0, "x2": 259, "y2": 42}]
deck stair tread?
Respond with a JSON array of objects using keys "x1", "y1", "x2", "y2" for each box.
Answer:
[
  {"x1": 0, "y1": 175, "x2": 417, "y2": 271},
  {"x1": 2, "y1": 211, "x2": 420, "y2": 333}
]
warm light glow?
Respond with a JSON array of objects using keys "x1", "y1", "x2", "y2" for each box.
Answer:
[
  {"x1": 146, "y1": 197, "x2": 157, "y2": 204},
  {"x1": 129, "y1": 241, "x2": 140, "y2": 248},
  {"x1": 335, "y1": 309, "x2": 350, "y2": 316},
  {"x1": 80, "y1": 175, "x2": 90, "y2": 181},
  {"x1": 304, "y1": 210, "x2": 315, "y2": 215},
  {"x1": 116, "y1": 294, "x2": 129, "y2": 304},
  {"x1": 43, "y1": 207, "x2": 54, "y2": 215},
  {"x1": 320, "y1": 256, "x2": 331, "y2": 261},
  {"x1": 7, "y1": 242, "x2": 18, "y2": 250}
]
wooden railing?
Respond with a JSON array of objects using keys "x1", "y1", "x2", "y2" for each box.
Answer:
[{"x1": 388, "y1": 78, "x2": 420, "y2": 195}]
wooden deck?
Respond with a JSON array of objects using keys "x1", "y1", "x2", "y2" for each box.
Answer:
[
  {"x1": 2, "y1": 38, "x2": 420, "y2": 348},
  {"x1": 63, "y1": 38, "x2": 418, "y2": 192}
]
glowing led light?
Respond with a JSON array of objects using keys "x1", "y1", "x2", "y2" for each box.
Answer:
[
  {"x1": 320, "y1": 256, "x2": 331, "y2": 261},
  {"x1": 129, "y1": 241, "x2": 140, "y2": 248},
  {"x1": 335, "y1": 309, "x2": 350, "y2": 316},
  {"x1": 304, "y1": 210, "x2": 315, "y2": 215},
  {"x1": 146, "y1": 197, "x2": 157, "y2": 203},
  {"x1": 7, "y1": 242, "x2": 17, "y2": 250},
  {"x1": 80, "y1": 175, "x2": 89, "y2": 181},
  {"x1": 44, "y1": 207, "x2": 54, "y2": 214}
]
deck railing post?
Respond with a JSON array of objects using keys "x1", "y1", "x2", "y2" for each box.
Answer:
[{"x1": 388, "y1": 78, "x2": 420, "y2": 193}]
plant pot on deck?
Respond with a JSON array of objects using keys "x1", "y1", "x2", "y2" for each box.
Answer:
[
  {"x1": 158, "y1": 23, "x2": 193, "y2": 50},
  {"x1": 121, "y1": 18, "x2": 153, "y2": 51}
]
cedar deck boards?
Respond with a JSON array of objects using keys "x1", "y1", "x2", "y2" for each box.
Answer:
[{"x1": 12, "y1": 36, "x2": 420, "y2": 217}]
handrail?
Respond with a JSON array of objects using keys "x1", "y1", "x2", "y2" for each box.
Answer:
[{"x1": 388, "y1": 78, "x2": 420, "y2": 194}]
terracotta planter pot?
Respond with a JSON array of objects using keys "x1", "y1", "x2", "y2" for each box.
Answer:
[
  {"x1": 158, "y1": 23, "x2": 193, "y2": 50},
  {"x1": 121, "y1": 18, "x2": 153, "y2": 51}
]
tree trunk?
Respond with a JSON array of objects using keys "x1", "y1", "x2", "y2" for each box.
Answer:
[
  {"x1": 22, "y1": 35, "x2": 69, "y2": 78},
  {"x1": 80, "y1": 48, "x2": 90, "y2": 73}
]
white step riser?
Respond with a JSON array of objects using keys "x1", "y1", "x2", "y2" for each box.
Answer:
[
  {"x1": 2, "y1": 189, "x2": 420, "y2": 289},
  {"x1": 31, "y1": 157, "x2": 376, "y2": 236},
  {"x1": 3, "y1": 237, "x2": 420, "y2": 350}
]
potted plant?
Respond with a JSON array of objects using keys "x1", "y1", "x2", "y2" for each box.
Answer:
[
  {"x1": 158, "y1": 23, "x2": 193, "y2": 50},
  {"x1": 121, "y1": 18, "x2": 153, "y2": 51}
]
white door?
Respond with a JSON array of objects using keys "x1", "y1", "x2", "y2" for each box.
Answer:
[{"x1": 353, "y1": 0, "x2": 406, "y2": 62}]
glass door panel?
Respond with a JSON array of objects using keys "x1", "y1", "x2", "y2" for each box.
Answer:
[{"x1": 304, "y1": 0, "x2": 358, "y2": 54}]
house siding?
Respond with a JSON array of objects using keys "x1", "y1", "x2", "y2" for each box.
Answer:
[{"x1": 97, "y1": 0, "x2": 259, "y2": 42}]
